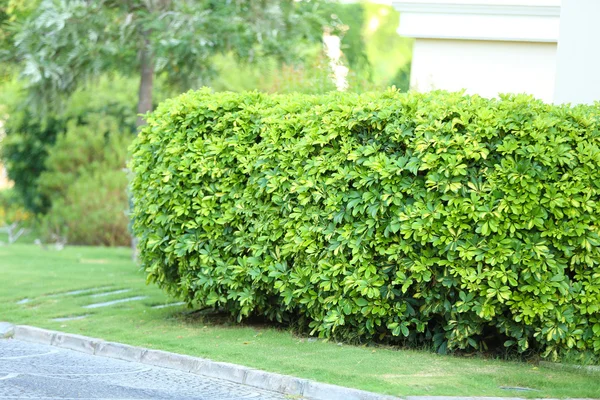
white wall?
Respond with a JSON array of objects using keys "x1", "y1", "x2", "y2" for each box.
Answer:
[
  {"x1": 410, "y1": 39, "x2": 557, "y2": 102},
  {"x1": 393, "y1": 0, "x2": 561, "y2": 102},
  {"x1": 554, "y1": 0, "x2": 600, "y2": 105}
]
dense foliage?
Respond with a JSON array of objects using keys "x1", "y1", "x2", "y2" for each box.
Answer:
[
  {"x1": 0, "y1": 188, "x2": 30, "y2": 227},
  {"x1": 38, "y1": 114, "x2": 132, "y2": 246},
  {"x1": 9, "y1": 0, "x2": 330, "y2": 119},
  {"x1": 0, "y1": 77, "x2": 136, "y2": 244},
  {"x1": 131, "y1": 89, "x2": 600, "y2": 360},
  {"x1": 0, "y1": 0, "x2": 38, "y2": 81},
  {"x1": 1, "y1": 110, "x2": 62, "y2": 213},
  {"x1": 0, "y1": 77, "x2": 136, "y2": 214}
]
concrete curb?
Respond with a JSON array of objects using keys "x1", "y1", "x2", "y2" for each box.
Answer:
[
  {"x1": 3, "y1": 323, "x2": 400, "y2": 400},
  {"x1": 3, "y1": 323, "x2": 597, "y2": 400}
]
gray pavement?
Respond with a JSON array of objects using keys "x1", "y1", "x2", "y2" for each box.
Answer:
[{"x1": 0, "y1": 339, "x2": 290, "y2": 400}]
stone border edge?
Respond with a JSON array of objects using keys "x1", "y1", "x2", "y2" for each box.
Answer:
[{"x1": 1, "y1": 322, "x2": 398, "y2": 400}]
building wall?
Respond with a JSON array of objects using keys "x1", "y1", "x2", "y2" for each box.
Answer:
[
  {"x1": 393, "y1": 0, "x2": 561, "y2": 102},
  {"x1": 410, "y1": 39, "x2": 557, "y2": 102},
  {"x1": 553, "y1": 0, "x2": 600, "y2": 104}
]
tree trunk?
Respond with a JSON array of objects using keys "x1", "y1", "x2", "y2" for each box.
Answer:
[
  {"x1": 136, "y1": 41, "x2": 154, "y2": 128},
  {"x1": 132, "y1": 37, "x2": 154, "y2": 260}
]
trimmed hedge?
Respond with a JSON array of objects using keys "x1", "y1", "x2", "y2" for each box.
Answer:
[{"x1": 130, "y1": 89, "x2": 600, "y2": 359}]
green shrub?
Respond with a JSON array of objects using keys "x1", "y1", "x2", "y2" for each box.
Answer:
[
  {"x1": 0, "y1": 76, "x2": 137, "y2": 213},
  {"x1": 39, "y1": 113, "x2": 132, "y2": 246},
  {"x1": 0, "y1": 188, "x2": 33, "y2": 244},
  {"x1": 1, "y1": 111, "x2": 63, "y2": 213},
  {"x1": 0, "y1": 188, "x2": 31, "y2": 226},
  {"x1": 40, "y1": 169, "x2": 130, "y2": 246},
  {"x1": 130, "y1": 89, "x2": 600, "y2": 360}
]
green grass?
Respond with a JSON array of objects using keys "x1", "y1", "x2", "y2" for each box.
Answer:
[{"x1": 1, "y1": 244, "x2": 599, "y2": 398}]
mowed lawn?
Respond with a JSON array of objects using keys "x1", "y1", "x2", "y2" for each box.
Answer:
[{"x1": 1, "y1": 243, "x2": 599, "y2": 398}]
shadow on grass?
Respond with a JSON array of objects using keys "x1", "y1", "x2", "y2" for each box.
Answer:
[{"x1": 166, "y1": 307, "x2": 579, "y2": 367}]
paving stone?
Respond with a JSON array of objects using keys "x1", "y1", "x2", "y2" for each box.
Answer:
[
  {"x1": 500, "y1": 386, "x2": 540, "y2": 392},
  {"x1": 90, "y1": 289, "x2": 131, "y2": 298},
  {"x1": 49, "y1": 286, "x2": 114, "y2": 297},
  {"x1": 152, "y1": 301, "x2": 186, "y2": 309},
  {"x1": 82, "y1": 296, "x2": 147, "y2": 309},
  {"x1": 50, "y1": 315, "x2": 88, "y2": 322}
]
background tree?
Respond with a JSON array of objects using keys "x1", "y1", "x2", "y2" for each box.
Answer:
[
  {"x1": 210, "y1": 1, "x2": 412, "y2": 94},
  {"x1": 0, "y1": 0, "x2": 334, "y2": 245},
  {"x1": 0, "y1": 0, "x2": 38, "y2": 81},
  {"x1": 1, "y1": 0, "x2": 413, "y2": 246},
  {"x1": 0, "y1": 76, "x2": 137, "y2": 213},
  {"x1": 11, "y1": 0, "x2": 330, "y2": 125}
]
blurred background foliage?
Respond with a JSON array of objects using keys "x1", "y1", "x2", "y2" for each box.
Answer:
[
  {"x1": 0, "y1": 0, "x2": 412, "y2": 246},
  {"x1": 212, "y1": 2, "x2": 411, "y2": 93}
]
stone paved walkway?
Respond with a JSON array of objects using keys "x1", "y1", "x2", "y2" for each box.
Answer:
[{"x1": 0, "y1": 339, "x2": 289, "y2": 400}]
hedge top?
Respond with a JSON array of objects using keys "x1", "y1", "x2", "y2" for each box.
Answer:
[{"x1": 130, "y1": 88, "x2": 600, "y2": 360}]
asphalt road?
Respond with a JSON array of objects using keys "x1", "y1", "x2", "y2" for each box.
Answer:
[{"x1": 0, "y1": 339, "x2": 289, "y2": 400}]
